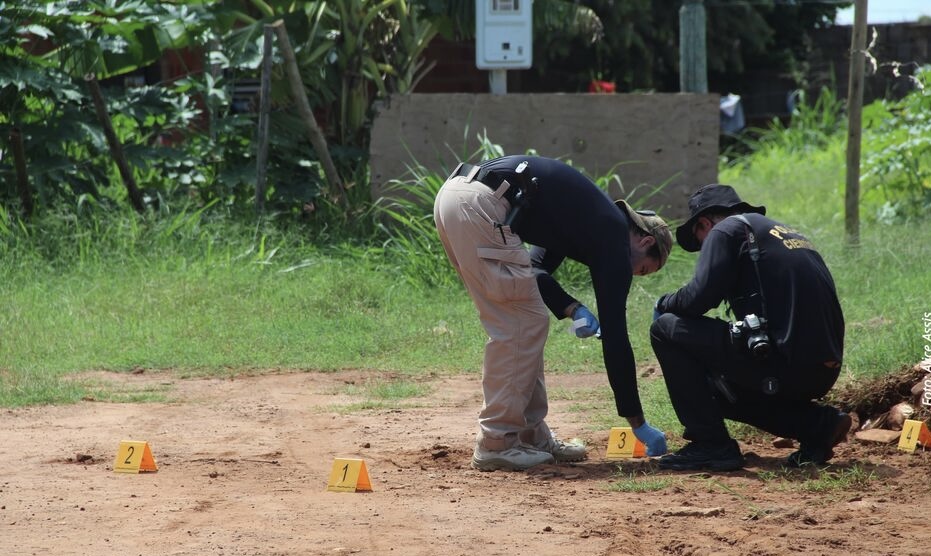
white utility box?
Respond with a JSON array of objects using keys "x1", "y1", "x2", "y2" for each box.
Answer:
[{"x1": 475, "y1": 0, "x2": 533, "y2": 69}]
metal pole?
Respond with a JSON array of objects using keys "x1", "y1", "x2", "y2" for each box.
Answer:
[
  {"x1": 679, "y1": 0, "x2": 708, "y2": 93},
  {"x1": 489, "y1": 69, "x2": 507, "y2": 95},
  {"x1": 845, "y1": 0, "x2": 868, "y2": 247}
]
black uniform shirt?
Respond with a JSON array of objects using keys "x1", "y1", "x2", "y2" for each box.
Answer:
[
  {"x1": 478, "y1": 155, "x2": 644, "y2": 417},
  {"x1": 657, "y1": 213, "x2": 844, "y2": 367}
]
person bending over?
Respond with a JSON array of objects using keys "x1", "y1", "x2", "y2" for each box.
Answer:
[{"x1": 434, "y1": 155, "x2": 673, "y2": 471}]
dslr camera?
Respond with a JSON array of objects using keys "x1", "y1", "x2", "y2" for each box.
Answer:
[{"x1": 729, "y1": 313, "x2": 771, "y2": 359}]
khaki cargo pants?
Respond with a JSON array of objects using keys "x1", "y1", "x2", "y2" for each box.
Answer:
[{"x1": 433, "y1": 174, "x2": 553, "y2": 451}]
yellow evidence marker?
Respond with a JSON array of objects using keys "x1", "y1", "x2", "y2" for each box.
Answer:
[
  {"x1": 326, "y1": 458, "x2": 372, "y2": 492},
  {"x1": 113, "y1": 440, "x2": 158, "y2": 473},
  {"x1": 897, "y1": 419, "x2": 931, "y2": 452},
  {"x1": 605, "y1": 427, "x2": 647, "y2": 459}
]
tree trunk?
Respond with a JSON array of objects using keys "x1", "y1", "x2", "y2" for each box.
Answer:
[
  {"x1": 9, "y1": 128, "x2": 35, "y2": 217},
  {"x1": 85, "y1": 74, "x2": 147, "y2": 213},
  {"x1": 845, "y1": 0, "x2": 868, "y2": 247},
  {"x1": 255, "y1": 24, "x2": 275, "y2": 213},
  {"x1": 272, "y1": 20, "x2": 347, "y2": 208}
]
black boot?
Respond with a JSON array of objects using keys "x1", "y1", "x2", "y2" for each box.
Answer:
[
  {"x1": 786, "y1": 409, "x2": 851, "y2": 467},
  {"x1": 658, "y1": 439, "x2": 745, "y2": 471}
]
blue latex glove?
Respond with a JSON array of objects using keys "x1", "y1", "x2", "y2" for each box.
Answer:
[
  {"x1": 652, "y1": 295, "x2": 667, "y2": 322},
  {"x1": 633, "y1": 421, "x2": 668, "y2": 456},
  {"x1": 571, "y1": 305, "x2": 600, "y2": 338}
]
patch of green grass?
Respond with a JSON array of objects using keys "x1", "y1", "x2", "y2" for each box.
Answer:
[
  {"x1": 0, "y1": 369, "x2": 172, "y2": 407},
  {"x1": 725, "y1": 421, "x2": 774, "y2": 444},
  {"x1": 607, "y1": 471, "x2": 675, "y2": 492},
  {"x1": 80, "y1": 381, "x2": 173, "y2": 403},
  {"x1": 801, "y1": 465, "x2": 876, "y2": 493},
  {"x1": 0, "y1": 368, "x2": 94, "y2": 407},
  {"x1": 335, "y1": 401, "x2": 419, "y2": 413},
  {"x1": 341, "y1": 379, "x2": 432, "y2": 400},
  {"x1": 547, "y1": 386, "x2": 608, "y2": 401},
  {"x1": 328, "y1": 378, "x2": 433, "y2": 413},
  {"x1": 721, "y1": 129, "x2": 847, "y2": 231},
  {"x1": 757, "y1": 464, "x2": 876, "y2": 493},
  {"x1": 756, "y1": 469, "x2": 781, "y2": 483}
]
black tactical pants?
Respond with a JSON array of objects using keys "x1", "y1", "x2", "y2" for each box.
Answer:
[{"x1": 650, "y1": 313, "x2": 841, "y2": 444}]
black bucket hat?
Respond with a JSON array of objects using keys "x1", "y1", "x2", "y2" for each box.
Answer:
[{"x1": 675, "y1": 184, "x2": 766, "y2": 252}]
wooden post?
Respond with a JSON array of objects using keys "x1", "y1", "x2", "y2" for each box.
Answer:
[
  {"x1": 845, "y1": 0, "x2": 868, "y2": 247},
  {"x1": 679, "y1": 0, "x2": 708, "y2": 93},
  {"x1": 9, "y1": 128, "x2": 35, "y2": 217},
  {"x1": 208, "y1": 38, "x2": 223, "y2": 141},
  {"x1": 255, "y1": 24, "x2": 275, "y2": 213},
  {"x1": 271, "y1": 20, "x2": 346, "y2": 207},
  {"x1": 85, "y1": 74, "x2": 147, "y2": 213}
]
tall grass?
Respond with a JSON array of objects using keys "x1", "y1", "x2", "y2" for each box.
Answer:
[
  {"x1": 374, "y1": 129, "x2": 509, "y2": 289},
  {"x1": 376, "y1": 162, "x2": 454, "y2": 289},
  {"x1": 729, "y1": 86, "x2": 847, "y2": 156},
  {"x1": 1, "y1": 89, "x2": 929, "y2": 408}
]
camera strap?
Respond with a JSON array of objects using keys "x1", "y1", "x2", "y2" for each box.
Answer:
[
  {"x1": 732, "y1": 214, "x2": 781, "y2": 394},
  {"x1": 732, "y1": 214, "x2": 770, "y2": 322}
]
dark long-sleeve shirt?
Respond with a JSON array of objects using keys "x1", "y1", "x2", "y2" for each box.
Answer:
[
  {"x1": 476, "y1": 155, "x2": 644, "y2": 417},
  {"x1": 657, "y1": 213, "x2": 844, "y2": 367}
]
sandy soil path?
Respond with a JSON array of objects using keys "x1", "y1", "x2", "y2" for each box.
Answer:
[{"x1": 2, "y1": 370, "x2": 928, "y2": 556}]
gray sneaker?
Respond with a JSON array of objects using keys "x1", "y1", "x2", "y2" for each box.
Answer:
[
  {"x1": 471, "y1": 444, "x2": 555, "y2": 471},
  {"x1": 540, "y1": 437, "x2": 588, "y2": 462}
]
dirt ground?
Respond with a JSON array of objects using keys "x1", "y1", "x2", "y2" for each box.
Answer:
[{"x1": 2, "y1": 369, "x2": 929, "y2": 556}]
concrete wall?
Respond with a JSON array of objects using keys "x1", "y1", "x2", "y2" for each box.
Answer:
[{"x1": 369, "y1": 93, "x2": 719, "y2": 219}]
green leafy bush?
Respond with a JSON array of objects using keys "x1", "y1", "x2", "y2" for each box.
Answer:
[
  {"x1": 726, "y1": 86, "x2": 846, "y2": 163},
  {"x1": 1, "y1": 0, "x2": 436, "y2": 230},
  {"x1": 863, "y1": 66, "x2": 931, "y2": 222}
]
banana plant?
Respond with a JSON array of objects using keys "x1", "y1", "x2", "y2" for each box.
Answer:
[
  {"x1": 217, "y1": 0, "x2": 436, "y2": 147},
  {"x1": 337, "y1": 0, "x2": 438, "y2": 145},
  {"x1": 382, "y1": 0, "x2": 439, "y2": 95}
]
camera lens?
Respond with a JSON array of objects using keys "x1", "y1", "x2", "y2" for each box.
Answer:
[{"x1": 748, "y1": 335, "x2": 770, "y2": 358}]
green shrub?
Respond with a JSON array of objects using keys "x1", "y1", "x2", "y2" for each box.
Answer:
[{"x1": 862, "y1": 65, "x2": 931, "y2": 222}]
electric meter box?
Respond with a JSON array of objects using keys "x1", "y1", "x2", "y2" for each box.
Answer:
[{"x1": 475, "y1": 0, "x2": 533, "y2": 70}]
